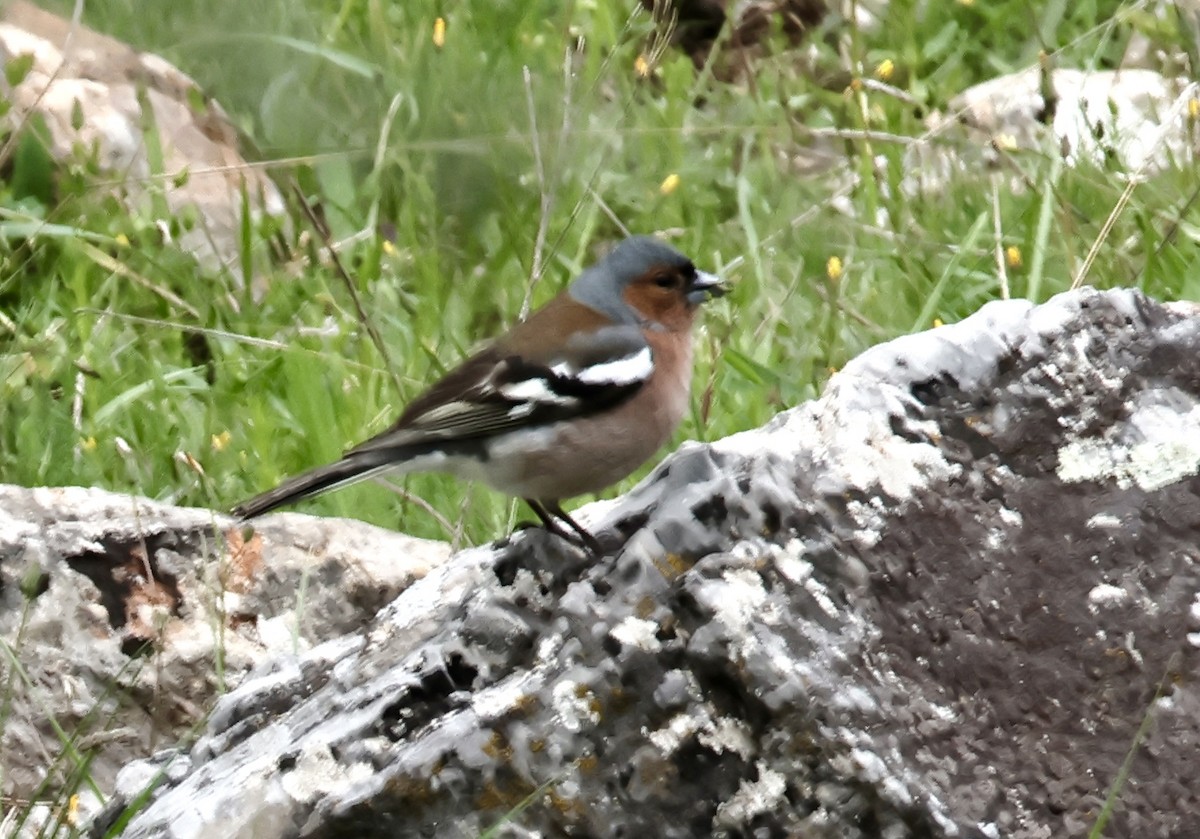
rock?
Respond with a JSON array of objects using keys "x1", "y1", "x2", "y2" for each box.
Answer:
[
  {"x1": 909, "y1": 67, "x2": 1200, "y2": 193},
  {"x1": 77, "y1": 287, "x2": 1200, "y2": 838},
  {"x1": 0, "y1": 1, "x2": 286, "y2": 283},
  {"x1": 0, "y1": 486, "x2": 449, "y2": 802}
]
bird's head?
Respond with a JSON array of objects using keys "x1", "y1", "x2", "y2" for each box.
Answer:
[{"x1": 569, "y1": 236, "x2": 726, "y2": 332}]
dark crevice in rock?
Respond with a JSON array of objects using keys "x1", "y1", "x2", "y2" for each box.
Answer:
[
  {"x1": 909, "y1": 372, "x2": 962, "y2": 407},
  {"x1": 691, "y1": 494, "x2": 728, "y2": 527},
  {"x1": 378, "y1": 651, "x2": 480, "y2": 742},
  {"x1": 64, "y1": 532, "x2": 189, "y2": 635}
]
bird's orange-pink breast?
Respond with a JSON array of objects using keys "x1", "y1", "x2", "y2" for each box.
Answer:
[{"x1": 476, "y1": 325, "x2": 695, "y2": 501}]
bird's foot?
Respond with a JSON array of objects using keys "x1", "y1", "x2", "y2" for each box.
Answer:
[{"x1": 524, "y1": 500, "x2": 604, "y2": 557}]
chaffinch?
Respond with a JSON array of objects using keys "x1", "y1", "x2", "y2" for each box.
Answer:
[{"x1": 233, "y1": 236, "x2": 726, "y2": 550}]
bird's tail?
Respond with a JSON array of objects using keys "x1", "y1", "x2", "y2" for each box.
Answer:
[{"x1": 231, "y1": 451, "x2": 398, "y2": 519}]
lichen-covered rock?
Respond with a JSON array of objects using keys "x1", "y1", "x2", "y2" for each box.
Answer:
[
  {"x1": 90, "y1": 287, "x2": 1200, "y2": 838},
  {"x1": 0, "y1": 487, "x2": 448, "y2": 810},
  {"x1": 909, "y1": 68, "x2": 1200, "y2": 194},
  {"x1": 0, "y1": 1, "x2": 286, "y2": 282}
]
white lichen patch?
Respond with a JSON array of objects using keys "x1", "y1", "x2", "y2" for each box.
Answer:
[
  {"x1": 773, "y1": 541, "x2": 813, "y2": 585},
  {"x1": 696, "y1": 716, "x2": 755, "y2": 759},
  {"x1": 470, "y1": 670, "x2": 538, "y2": 718},
  {"x1": 830, "y1": 684, "x2": 881, "y2": 715},
  {"x1": 984, "y1": 527, "x2": 1007, "y2": 551},
  {"x1": 839, "y1": 426, "x2": 956, "y2": 502},
  {"x1": 647, "y1": 710, "x2": 703, "y2": 754},
  {"x1": 535, "y1": 634, "x2": 564, "y2": 662},
  {"x1": 1058, "y1": 436, "x2": 1200, "y2": 490},
  {"x1": 847, "y1": 496, "x2": 888, "y2": 549},
  {"x1": 984, "y1": 506, "x2": 1023, "y2": 551},
  {"x1": 708, "y1": 568, "x2": 770, "y2": 631},
  {"x1": 1087, "y1": 583, "x2": 1129, "y2": 613},
  {"x1": 279, "y1": 745, "x2": 373, "y2": 802},
  {"x1": 551, "y1": 680, "x2": 599, "y2": 732},
  {"x1": 1132, "y1": 439, "x2": 1200, "y2": 489},
  {"x1": 1188, "y1": 593, "x2": 1200, "y2": 647},
  {"x1": 713, "y1": 762, "x2": 787, "y2": 827},
  {"x1": 850, "y1": 747, "x2": 892, "y2": 784},
  {"x1": 609, "y1": 616, "x2": 662, "y2": 652},
  {"x1": 644, "y1": 704, "x2": 753, "y2": 760},
  {"x1": 999, "y1": 506, "x2": 1023, "y2": 527},
  {"x1": 1057, "y1": 399, "x2": 1200, "y2": 491},
  {"x1": 803, "y1": 576, "x2": 842, "y2": 620}
]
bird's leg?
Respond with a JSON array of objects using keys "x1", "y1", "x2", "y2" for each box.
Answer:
[
  {"x1": 544, "y1": 500, "x2": 603, "y2": 555},
  {"x1": 525, "y1": 499, "x2": 602, "y2": 555},
  {"x1": 524, "y1": 499, "x2": 572, "y2": 540}
]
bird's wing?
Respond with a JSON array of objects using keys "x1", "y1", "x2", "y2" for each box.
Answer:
[{"x1": 345, "y1": 324, "x2": 652, "y2": 454}]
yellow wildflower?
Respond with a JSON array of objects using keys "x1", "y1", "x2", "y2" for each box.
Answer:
[{"x1": 826, "y1": 255, "x2": 843, "y2": 281}]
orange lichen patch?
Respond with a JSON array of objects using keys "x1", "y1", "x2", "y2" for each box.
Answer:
[
  {"x1": 635, "y1": 596, "x2": 658, "y2": 619},
  {"x1": 476, "y1": 777, "x2": 538, "y2": 811},
  {"x1": 223, "y1": 526, "x2": 264, "y2": 594},
  {"x1": 629, "y1": 750, "x2": 678, "y2": 791},
  {"x1": 123, "y1": 571, "x2": 178, "y2": 644},
  {"x1": 548, "y1": 788, "x2": 585, "y2": 818},
  {"x1": 964, "y1": 415, "x2": 984, "y2": 430},
  {"x1": 651, "y1": 553, "x2": 691, "y2": 580},
  {"x1": 511, "y1": 693, "x2": 538, "y2": 717},
  {"x1": 570, "y1": 682, "x2": 604, "y2": 721},
  {"x1": 383, "y1": 773, "x2": 440, "y2": 807},
  {"x1": 606, "y1": 686, "x2": 637, "y2": 715},
  {"x1": 482, "y1": 731, "x2": 511, "y2": 760}
]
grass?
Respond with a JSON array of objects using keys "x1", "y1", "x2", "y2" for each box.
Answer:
[{"x1": 0, "y1": 1, "x2": 1193, "y2": 831}]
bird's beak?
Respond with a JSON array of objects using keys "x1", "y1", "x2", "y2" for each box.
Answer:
[{"x1": 687, "y1": 270, "x2": 727, "y2": 305}]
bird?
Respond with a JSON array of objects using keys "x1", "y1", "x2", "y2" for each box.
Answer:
[{"x1": 232, "y1": 236, "x2": 726, "y2": 551}]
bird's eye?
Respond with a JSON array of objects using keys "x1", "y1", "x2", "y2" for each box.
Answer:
[{"x1": 654, "y1": 273, "x2": 678, "y2": 289}]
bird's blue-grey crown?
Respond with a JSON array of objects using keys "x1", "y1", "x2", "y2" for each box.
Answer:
[{"x1": 568, "y1": 236, "x2": 719, "y2": 324}]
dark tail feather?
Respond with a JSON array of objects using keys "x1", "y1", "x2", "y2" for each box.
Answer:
[{"x1": 232, "y1": 452, "x2": 394, "y2": 519}]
